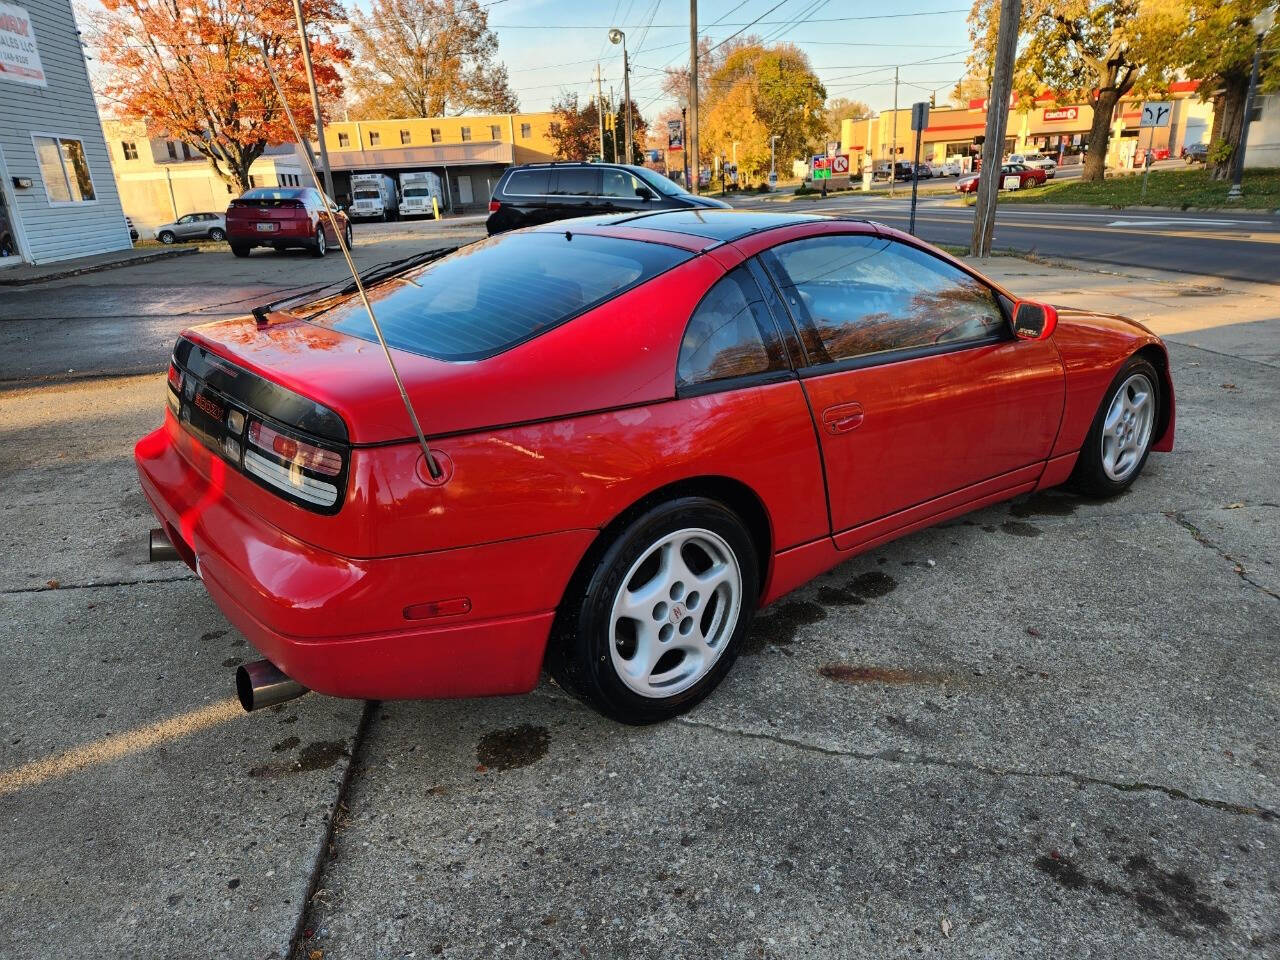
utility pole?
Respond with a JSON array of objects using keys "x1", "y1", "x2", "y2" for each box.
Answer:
[
  {"x1": 1228, "y1": 6, "x2": 1276, "y2": 198},
  {"x1": 970, "y1": 0, "x2": 1020, "y2": 257},
  {"x1": 689, "y1": 0, "x2": 699, "y2": 194},
  {"x1": 889, "y1": 66, "x2": 899, "y2": 198},
  {"x1": 623, "y1": 46, "x2": 634, "y2": 165},
  {"x1": 292, "y1": 0, "x2": 332, "y2": 197},
  {"x1": 595, "y1": 64, "x2": 606, "y2": 161}
]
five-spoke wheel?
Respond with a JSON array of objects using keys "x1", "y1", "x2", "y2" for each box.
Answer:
[{"x1": 1070, "y1": 356, "x2": 1161, "y2": 496}]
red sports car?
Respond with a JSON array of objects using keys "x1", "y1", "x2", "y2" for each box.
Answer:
[
  {"x1": 136, "y1": 210, "x2": 1174, "y2": 724},
  {"x1": 956, "y1": 163, "x2": 1049, "y2": 193},
  {"x1": 225, "y1": 186, "x2": 352, "y2": 258}
]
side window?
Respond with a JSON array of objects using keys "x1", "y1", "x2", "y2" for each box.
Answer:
[
  {"x1": 504, "y1": 169, "x2": 549, "y2": 196},
  {"x1": 602, "y1": 168, "x2": 642, "y2": 198},
  {"x1": 762, "y1": 234, "x2": 1007, "y2": 365},
  {"x1": 551, "y1": 168, "x2": 600, "y2": 196},
  {"x1": 678, "y1": 268, "x2": 788, "y2": 389}
]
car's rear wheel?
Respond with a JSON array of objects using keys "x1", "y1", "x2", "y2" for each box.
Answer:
[
  {"x1": 1069, "y1": 356, "x2": 1160, "y2": 497},
  {"x1": 230, "y1": 242, "x2": 250, "y2": 258},
  {"x1": 310, "y1": 226, "x2": 327, "y2": 257},
  {"x1": 208, "y1": 227, "x2": 226, "y2": 241},
  {"x1": 157, "y1": 230, "x2": 176, "y2": 244},
  {"x1": 549, "y1": 497, "x2": 758, "y2": 724},
  {"x1": 344, "y1": 223, "x2": 353, "y2": 249}
]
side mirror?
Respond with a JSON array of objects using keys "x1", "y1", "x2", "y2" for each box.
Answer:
[
  {"x1": 636, "y1": 186, "x2": 656, "y2": 200},
  {"x1": 1013, "y1": 300, "x2": 1058, "y2": 340}
]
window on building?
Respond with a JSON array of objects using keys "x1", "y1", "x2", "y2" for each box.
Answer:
[
  {"x1": 762, "y1": 234, "x2": 1007, "y2": 365},
  {"x1": 521, "y1": 123, "x2": 532, "y2": 138},
  {"x1": 678, "y1": 268, "x2": 788, "y2": 388},
  {"x1": 33, "y1": 136, "x2": 97, "y2": 205},
  {"x1": 338, "y1": 132, "x2": 350, "y2": 147},
  {"x1": 489, "y1": 124, "x2": 501, "y2": 140},
  {"x1": 166, "y1": 141, "x2": 178, "y2": 160},
  {"x1": 121, "y1": 141, "x2": 138, "y2": 160},
  {"x1": 182, "y1": 142, "x2": 194, "y2": 160},
  {"x1": 431, "y1": 128, "x2": 442, "y2": 143},
  {"x1": 460, "y1": 126, "x2": 472, "y2": 142},
  {"x1": 400, "y1": 129, "x2": 411, "y2": 145},
  {"x1": 369, "y1": 131, "x2": 381, "y2": 146}
]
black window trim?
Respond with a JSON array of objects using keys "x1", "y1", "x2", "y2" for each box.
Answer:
[
  {"x1": 757, "y1": 230, "x2": 1016, "y2": 377},
  {"x1": 673, "y1": 262, "x2": 797, "y2": 400}
]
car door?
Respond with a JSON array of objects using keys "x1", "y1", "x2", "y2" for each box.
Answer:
[
  {"x1": 548, "y1": 168, "x2": 601, "y2": 221},
  {"x1": 174, "y1": 214, "x2": 199, "y2": 238},
  {"x1": 759, "y1": 231, "x2": 1065, "y2": 547}
]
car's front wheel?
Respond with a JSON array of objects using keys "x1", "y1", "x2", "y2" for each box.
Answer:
[
  {"x1": 209, "y1": 227, "x2": 226, "y2": 241},
  {"x1": 1069, "y1": 356, "x2": 1161, "y2": 497},
  {"x1": 157, "y1": 230, "x2": 176, "y2": 244},
  {"x1": 549, "y1": 497, "x2": 759, "y2": 724},
  {"x1": 344, "y1": 223, "x2": 353, "y2": 249}
]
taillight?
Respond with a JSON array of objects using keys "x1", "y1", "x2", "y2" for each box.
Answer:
[
  {"x1": 489, "y1": 200, "x2": 501, "y2": 212},
  {"x1": 167, "y1": 362, "x2": 182, "y2": 392},
  {"x1": 244, "y1": 419, "x2": 345, "y2": 507},
  {"x1": 166, "y1": 362, "x2": 182, "y2": 416}
]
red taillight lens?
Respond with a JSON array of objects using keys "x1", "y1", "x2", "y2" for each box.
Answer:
[
  {"x1": 489, "y1": 200, "x2": 501, "y2": 212},
  {"x1": 167, "y1": 362, "x2": 182, "y2": 392},
  {"x1": 248, "y1": 420, "x2": 343, "y2": 476}
]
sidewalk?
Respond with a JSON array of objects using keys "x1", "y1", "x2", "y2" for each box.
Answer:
[{"x1": 0, "y1": 245, "x2": 198, "y2": 286}]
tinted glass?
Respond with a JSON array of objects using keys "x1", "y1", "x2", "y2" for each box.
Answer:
[
  {"x1": 633, "y1": 167, "x2": 688, "y2": 196},
  {"x1": 602, "y1": 168, "x2": 643, "y2": 198},
  {"x1": 678, "y1": 268, "x2": 787, "y2": 388},
  {"x1": 314, "y1": 232, "x2": 691, "y2": 361},
  {"x1": 552, "y1": 168, "x2": 600, "y2": 196},
  {"x1": 763, "y1": 235, "x2": 1007, "y2": 365},
  {"x1": 504, "y1": 169, "x2": 550, "y2": 196},
  {"x1": 240, "y1": 187, "x2": 304, "y2": 201}
]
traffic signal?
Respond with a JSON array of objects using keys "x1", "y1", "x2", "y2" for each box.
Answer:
[
  {"x1": 930, "y1": 91, "x2": 936, "y2": 107},
  {"x1": 974, "y1": 135, "x2": 985, "y2": 145}
]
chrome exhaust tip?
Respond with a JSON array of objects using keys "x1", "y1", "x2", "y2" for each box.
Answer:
[
  {"x1": 148, "y1": 527, "x2": 180, "y2": 563},
  {"x1": 236, "y1": 659, "x2": 308, "y2": 712}
]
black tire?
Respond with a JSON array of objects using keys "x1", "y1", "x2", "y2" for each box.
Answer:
[
  {"x1": 1068, "y1": 355, "x2": 1161, "y2": 498},
  {"x1": 230, "y1": 243, "x2": 251, "y2": 258},
  {"x1": 344, "y1": 223, "x2": 353, "y2": 249},
  {"x1": 157, "y1": 230, "x2": 176, "y2": 245},
  {"x1": 208, "y1": 227, "x2": 226, "y2": 241},
  {"x1": 310, "y1": 226, "x2": 327, "y2": 257},
  {"x1": 547, "y1": 497, "x2": 759, "y2": 724}
]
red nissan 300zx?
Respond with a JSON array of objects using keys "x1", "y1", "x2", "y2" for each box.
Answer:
[{"x1": 136, "y1": 210, "x2": 1174, "y2": 724}]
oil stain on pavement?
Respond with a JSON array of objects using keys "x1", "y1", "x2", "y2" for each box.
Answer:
[{"x1": 476, "y1": 724, "x2": 550, "y2": 771}]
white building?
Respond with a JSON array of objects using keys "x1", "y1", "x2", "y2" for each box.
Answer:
[
  {"x1": 0, "y1": 0, "x2": 131, "y2": 267},
  {"x1": 1245, "y1": 93, "x2": 1279, "y2": 169}
]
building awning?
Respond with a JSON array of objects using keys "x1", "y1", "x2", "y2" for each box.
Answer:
[{"x1": 325, "y1": 142, "x2": 515, "y2": 171}]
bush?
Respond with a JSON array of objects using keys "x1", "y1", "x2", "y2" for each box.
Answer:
[
  {"x1": 1207, "y1": 139, "x2": 1234, "y2": 167},
  {"x1": 795, "y1": 184, "x2": 816, "y2": 196}
]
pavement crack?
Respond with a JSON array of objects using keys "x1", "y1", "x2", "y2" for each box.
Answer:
[
  {"x1": 1, "y1": 574, "x2": 196, "y2": 594},
  {"x1": 1165, "y1": 510, "x2": 1280, "y2": 601},
  {"x1": 675, "y1": 716, "x2": 1278, "y2": 821},
  {"x1": 288, "y1": 699, "x2": 377, "y2": 960}
]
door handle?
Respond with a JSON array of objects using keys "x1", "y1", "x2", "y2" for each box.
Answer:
[{"x1": 821, "y1": 402, "x2": 864, "y2": 434}]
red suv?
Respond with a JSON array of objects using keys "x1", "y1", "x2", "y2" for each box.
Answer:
[{"x1": 225, "y1": 187, "x2": 351, "y2": 258}]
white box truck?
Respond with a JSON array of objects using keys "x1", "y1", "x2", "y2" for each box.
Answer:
[
  {"x1": 399, "y1": 171, "x2": 444, "y2": 218},
  {"x1": 348, "y1": 173, "x2": 397, "y2": 221}
]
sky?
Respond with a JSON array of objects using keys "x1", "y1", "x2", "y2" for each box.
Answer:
[{"x1": 483, "y1": 0, "x2": 976, "y2": 115}]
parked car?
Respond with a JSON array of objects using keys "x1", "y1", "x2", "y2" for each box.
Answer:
[
  {"x1": 937, "y1": 160, "x2": 964, "y2": 177},
  {"x1": 137, "y1": 209, "x2": 1174, "y2": 724},
  {"x1": 956, "y1": 163, "x2": 1049, "y2": 193},
  {"x1": 224, "y1": 187, "x2": 351, "y2": 258},
  {"x1": 486, "y1": 162, "x2": 730, "y2": 235},
  {"x1": 910, "y1": 162, "x2": 934, "y2": 179},
  {"x1": 1182, "y1": 141, "x2": 1209, "y2": 163},
  {"x1": 155, "y1": 212, "x2": 226, "y2": 244},
  {"x1": 1011, "y1": 153, "x2": 1058, "y2": 178},
  {"x1": 872, "y1": 161, "x2": 914, "y2": 182}
]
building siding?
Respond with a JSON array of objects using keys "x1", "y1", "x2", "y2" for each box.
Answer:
[{"x1": 0, "y1": 0, "x2": 131, "y2": 264}]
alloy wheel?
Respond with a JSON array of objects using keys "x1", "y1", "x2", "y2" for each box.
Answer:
[
  {"x1": 1101, "y1": 372, "x2": 1155, "y2": 482},
  {"x1": 608, "y1": 527, "x2": 742, "y2": 699}
]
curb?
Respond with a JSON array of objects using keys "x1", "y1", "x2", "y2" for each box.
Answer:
[{"x1": 0, "y1": 246, "x2": 200, "y2": 286}]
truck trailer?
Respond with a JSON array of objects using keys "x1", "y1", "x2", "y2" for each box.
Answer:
[
  {"x1": 398, "y1": 171, "x2": 444, "y2": 218},
  {"x1": 348, "y1": 173, "x2": 398, "y2": 221}
]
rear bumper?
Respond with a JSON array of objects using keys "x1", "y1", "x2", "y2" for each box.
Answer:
[
  {"x1": 134, "y1": 423, "x2": 592, "y2": 700},
  {"x1": 226, "y1": 223, "x2": 313, "y2": 244}
]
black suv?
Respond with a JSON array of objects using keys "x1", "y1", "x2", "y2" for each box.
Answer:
[{"x1": 486, "y1": 162, "x2": 730, "y2": 235}]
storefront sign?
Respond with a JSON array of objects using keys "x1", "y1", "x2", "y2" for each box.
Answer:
[
  {"x1": 1043, "y1": 107, "x2": 1079, "y2": 122},
  {"x1": 0, "y1": 3, "x2": 46, "y2": 88}
]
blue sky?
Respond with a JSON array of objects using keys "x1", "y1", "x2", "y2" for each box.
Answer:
[{"x1": 488, "y1": 0, "x2": 975, "y2": 115}]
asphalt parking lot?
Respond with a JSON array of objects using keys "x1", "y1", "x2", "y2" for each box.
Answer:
[{"x1": 1, "y1": 221, "x2": 1277, "y2": 959}]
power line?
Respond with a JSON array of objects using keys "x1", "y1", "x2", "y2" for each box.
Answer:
[{"x1": 487, "y1": 8, "x2": 968, "y2": 29}]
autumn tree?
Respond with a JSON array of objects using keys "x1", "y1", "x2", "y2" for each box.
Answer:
[
  {"x1": 968, "y1": 0, "x2": 1180, "y2": 181},
  {"x1": 345, "y1": 0, "x2": 518, "y2": 119},
  {"x1": 824, "y1": 97, "x2": 872, "y2": 145},
  {"x1": 949, "y1": 70, "x2": 989, "y2": 107},
  {"x1": 546, "y1": 91, "x2": 647, "y2": 163},
  {"x1": 700, "y1": 43, "x2": 827, "y2": 182},
  {"x1": 94, "y1": 0, "x2": 348, "y2": 193},
  {"x1": 1173, "y1": 0, "x2": 1280, "y2": 179}
]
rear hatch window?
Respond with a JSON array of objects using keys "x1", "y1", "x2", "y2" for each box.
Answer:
[{"x1": 307, "y1": 231, "x2": 692, "y2": 361}]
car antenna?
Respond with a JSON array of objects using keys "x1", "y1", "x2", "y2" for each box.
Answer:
[{"x1": 256, "y1": 39, "x2": 444, "y2": 480}]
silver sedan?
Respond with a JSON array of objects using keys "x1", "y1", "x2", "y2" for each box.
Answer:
[{"x1": 154, "y1": 212, "x2": 226, "y2": 244}]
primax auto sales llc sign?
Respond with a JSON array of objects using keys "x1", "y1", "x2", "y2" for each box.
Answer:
[
  {"x1": 0, "y1": 2, "x2": 47, "y2": 88},
  {"x1": 1042, "y1": 107, "x2": 1079, "y2": 122}
]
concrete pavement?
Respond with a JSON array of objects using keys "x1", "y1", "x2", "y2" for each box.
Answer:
[{"x1": 1, "y1": 225, "x2": 1277, "y2": 959}]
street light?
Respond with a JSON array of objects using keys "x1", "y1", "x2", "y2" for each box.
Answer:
[
  {"x1": 769, "y1": 134, "x2": 780, "y2": 190},
  {"x1": 1228, "y1": 4, "x2": 1277, "y2": 198},
  {"x1": 608, "y1": 28, "x2": 633, "y2": 166}
]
